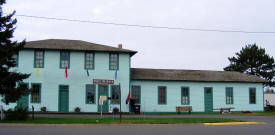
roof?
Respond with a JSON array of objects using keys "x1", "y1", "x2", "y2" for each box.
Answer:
[
  {"x1": 131, "y1": 68, "x2": 266, "y2": 83},
  {"x1": 24, "y1": 39, "x2": 137, "y2": 56}
]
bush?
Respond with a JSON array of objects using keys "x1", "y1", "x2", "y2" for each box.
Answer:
[
  {"x1": 74, "y1": 107, "x2": 80, "y2": 113},
  {"x1": 40, "y1": 107, "x2": 46, "y2": 112},
  {"x1": 113, "y1": 107, "x2": 119, "y2": 114},
  {"x1": 4, "y1": 107, "x2": 29, "y2": 120}
]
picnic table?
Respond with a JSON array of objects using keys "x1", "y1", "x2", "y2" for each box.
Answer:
[{"x1": 213, "y1": 107, "x2": 235, "y2": 114}]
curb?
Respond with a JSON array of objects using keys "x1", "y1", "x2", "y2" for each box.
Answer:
[{"x1": 203, "y1": 122, "x2": 265, "y2": 126}]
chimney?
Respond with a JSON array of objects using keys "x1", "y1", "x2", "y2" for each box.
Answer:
[{"x1": 118, "y1": 44, "x2": 122, "y2": 49}]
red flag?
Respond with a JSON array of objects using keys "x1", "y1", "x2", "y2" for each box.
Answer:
[
  {"x1": 126, "y1": 89, "x2": 130, "y2": 104},
  {"x1": 65, "y1": 67, "x2": 68, "y2": 78}
]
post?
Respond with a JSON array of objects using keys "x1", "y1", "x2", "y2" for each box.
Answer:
[
  {"x1": 119, "y1": 83, "x2": 122, "y2": 123},
  {"x1": 32, "y1": 105, "x2": 34, "y2": 120}
]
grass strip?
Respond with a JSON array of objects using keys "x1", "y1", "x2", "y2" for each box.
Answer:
[{"x1": 0, "y1": 117, "x2": 243, "y2": 124}]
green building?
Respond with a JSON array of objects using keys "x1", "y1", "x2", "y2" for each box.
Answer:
[{"x1": 0, "y1": 39, "x2": 265, "y2": 113}]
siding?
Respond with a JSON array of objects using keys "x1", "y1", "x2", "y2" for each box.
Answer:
[
  {"x1": 131, "y1": 80, "x2": 264, "y2": 112},
  {"x1": 0, "y1": 50, "x2": 131, "y2": 112}
]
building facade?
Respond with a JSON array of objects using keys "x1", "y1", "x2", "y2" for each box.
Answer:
[{"x1": 0, "y1": 39, "x2": 265, "y2": 113}]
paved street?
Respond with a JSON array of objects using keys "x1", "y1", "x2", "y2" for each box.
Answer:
[{"x1": 1, "y1": 115, "x2": 275, "y2": 135}]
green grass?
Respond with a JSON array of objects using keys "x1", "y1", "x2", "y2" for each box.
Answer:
[{"x1": 0, "y1": 117, "x2": 243, "y2": 124}]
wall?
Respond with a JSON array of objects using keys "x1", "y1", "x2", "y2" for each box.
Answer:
[
  {"x1": 131, "y1": 80, "x2": 264, "y2": 112},
  {"x1": 0, "y1": 49, "x2": 131, "y2": 112},
  {"x1": 264, "y1": 94, "x2": 275, "y2": 106}
]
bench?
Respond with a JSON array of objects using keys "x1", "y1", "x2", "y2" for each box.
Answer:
[
  {"x1": 213, "y1": 107, "x2": 235, "y2": 114},
  {"x1": 176, "y1": 106, "x2": 192, "y2": 114}
]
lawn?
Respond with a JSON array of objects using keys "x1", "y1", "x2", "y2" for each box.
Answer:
[{"x1": 0, "y1": 117, "x2": 243, "y2": 124}]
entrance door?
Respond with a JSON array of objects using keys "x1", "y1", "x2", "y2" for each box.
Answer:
[
  {"x1": 17, "y1": 83, "x2": 29, "y2": 109},
  {"x1": 59, "y1": 85, "x2": 69, "y2": 112},
  {"x1": 98, "y1": 85, "x2": 109, "y2": 113},
  {"x1": 204, "y1": 87, "x2": 213, "y2": 112}
]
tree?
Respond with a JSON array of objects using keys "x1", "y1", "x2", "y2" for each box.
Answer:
[
  {"x1": 0, "y1": 0, "x2": 30, "y2": 104},
  {"x1": 224, "y1": 44, "x2": 275, "y2": 87}
]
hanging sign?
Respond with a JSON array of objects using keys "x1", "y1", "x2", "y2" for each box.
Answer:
[{"x1": 93, "y1": 79, "x2": 114, "y2": 85}]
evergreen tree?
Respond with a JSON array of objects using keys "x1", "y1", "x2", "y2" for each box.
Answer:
[
  {"x1": 224, "y1": 44, "x2": 275, "y2": 87},
  {"x1": 0, "y1": 0, "x2": 30, "y2": 104}
]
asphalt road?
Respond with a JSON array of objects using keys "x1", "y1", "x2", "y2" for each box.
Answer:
[{"x1": 1, "y1": 115, "x2": 275, "y2": 135}]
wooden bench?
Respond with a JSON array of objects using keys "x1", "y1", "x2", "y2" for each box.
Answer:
[
  {"x1": 176, "y1": 106, "x2": 192, "y2": 114},
  {"x1": 213, "y1": 107, "x2": 235, "y2": 114}
]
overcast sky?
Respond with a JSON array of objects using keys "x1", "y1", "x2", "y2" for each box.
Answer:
[{"x1": 3, "y1": 0, "x2": 275, "y2": 71}]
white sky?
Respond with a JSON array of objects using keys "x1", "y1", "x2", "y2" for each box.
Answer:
[{"x1": 3, "y1": 0, "x2": 275, "y2": 71}]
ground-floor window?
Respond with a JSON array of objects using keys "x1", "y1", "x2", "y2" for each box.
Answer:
[
  {"x1": 226, "y1": 87, "x2": 233, "y2": 104},
  {"x1": 131, "y1": 85, "x2": 141, "y2": 104},
  {"x1": 249, "y1": 88, "x2": 256, "y2": 104},
  {"x1": 158, "y1": 86, "x2": 166, "y2": 104},
  {"x1": 31, "y1": 83, "x2": 41, "y2": 103},
  {"x1": 111, "y1": 85, "x2": 120, "y2": 104},
  {"x1": 181, "y1": 87, "x2": 189, "y2": 104},
  {"x1": 86, "y1": 84, "x2": 95, "y2": 104}
]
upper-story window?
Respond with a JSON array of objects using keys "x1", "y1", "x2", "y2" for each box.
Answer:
[
  {"x1": 85, "y1": 52, "x2": 94, "y2": 69},
  {"x1": 109, "y1": 53, "x2": 118, "y2": 70},
  {"x1": 12, "y1": 52, "x2": 18, "y2": 67},
  {"x1": 60, "y1": 51, "x2": 70, "y2": 68},
  {"x1": 34, "y1": 50, "x2": 44, "y2": 68}
]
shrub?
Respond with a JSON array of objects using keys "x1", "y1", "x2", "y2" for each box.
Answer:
[
  {"x1": 74, "y1": 107, "x2": 80, "y2": 113},
  {"x1": 113, "y1": 107, "x2": 119, "y2": 114},
  {"x1": 4, "y1": 107, "x2": 29, "y2": 120},
  {"x1": 40, "y1": 107, "x2": 46, "y2": 112}
]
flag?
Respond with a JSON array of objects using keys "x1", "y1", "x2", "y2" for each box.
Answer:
[
  {"x1": 115, "y1": 70, "x2": 118, "y2": 80},
  {"x1": 126, "y1": 89, "x2": 131, "y2": 104},
  {"x1": 36, "y1": 68, "x2": 39, "y2": 78},
  {"x1": 65, "y1": 67, "x2": 68, "y2": 78},
  {"x1": 86, "y1": 69, "x2": 90, "y2": 76}
]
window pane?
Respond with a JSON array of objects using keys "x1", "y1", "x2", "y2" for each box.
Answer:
[
  {"x1": 85, "y1": 52, "x2": 94, "y2": 69},
  {"x1": 61, "y1": 51, "x2": 69, "y2": 68},
  {"x1": 110, "y1": 53, "x2": 118, "y2": 70},
  {"x1": 132, "y1": 86, "x2": 140, "y2": 104},
  {"x1": 35, "y1": 51, "x2": 44, "y2": 68},
  {"x1": 182, "y1": 87, "x2": 189, "y2": 104},
  {"x1": 158, "y1": 86, "x2": 166, "y2": 104},
  {"x1": 86, "y1": 85, "x2": 95, "y2": 104},
  {"x1": 111, "y1": 85, "x2": 120, "y2": 104},
  {"x1": 226, "y1": 87, "x2": 233, "y2": 104},
  {"x1": 249, "y1": 88, "x2": 256, "y2": 104},
  {"x1": 31, "y1": 84, "x2": 40, "y2": 103}
]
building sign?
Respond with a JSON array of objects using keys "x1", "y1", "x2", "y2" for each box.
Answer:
[{"x1": 93, "y1": 79, "x2": 114, "y2": 85}]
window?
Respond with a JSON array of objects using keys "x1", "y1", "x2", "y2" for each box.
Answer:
[
  {"x1": 158, "y1": 86, "x2": 166, "y2": 104},
  {"x1": 181, "y1": 87, "x2": 189, "y2": 105},
  {"x1": 249, "y1": 88, "x2": 256, "y2": 104},
  {"x1": 31, "y1": 84, "x2": 41, "y2": 103},
  {"x1": 86, "y1": 84, "x2": 95, "y2": 104},
  {"x1": 12, "y1": 53, "x2": 18, "y2": 67},
  {"x1": 109, "y1": 53, "x2": 118, "y2": 70},
  {"x1": 131, "y1": 85, "x2": 141, "y2": 104},
  {"x1": 111, "y1": 85, "x2": 120, "y2": 104},
  {"x1": 226, "y1": 87, "x2": 233, "y2": 104},
  {"x1": 85, "y1": 52, "x2": 94, "y2": 69},
  {"x1": 60, "y1": 51, "x2": 70, "y2": 68},
  {"x1": 34, "y1": 50, "x2": 44, "y2": 68}
]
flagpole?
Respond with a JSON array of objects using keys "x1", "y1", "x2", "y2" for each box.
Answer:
[{"x1": 119, "y1": 82, "x2": 122, "y2": 123}]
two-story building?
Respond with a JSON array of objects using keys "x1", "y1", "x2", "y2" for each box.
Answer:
[{"x1": 0, "y1": 39, "x2": 265, "y2": 113}]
